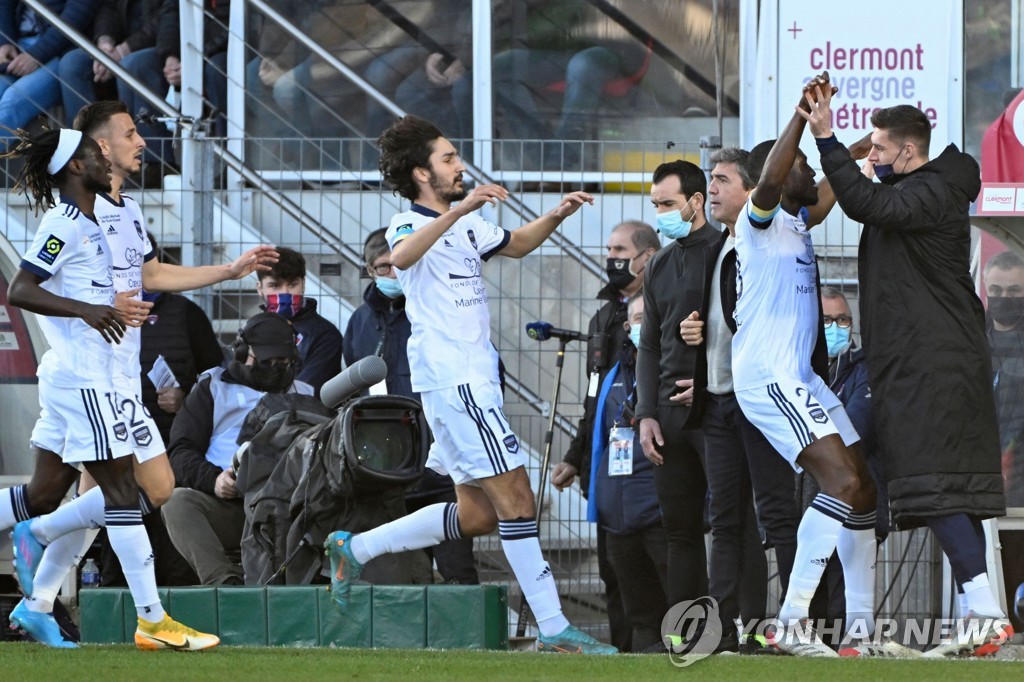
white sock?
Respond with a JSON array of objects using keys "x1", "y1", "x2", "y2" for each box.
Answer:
[
  {"x1": 1, "y1": 485, "x2": 32, "y2": 531},
  {"x1": 837, "y1": 511, "x2": 877, "y2": 639},
  {"x1": 498, "y1": 518, "x2": 569, "y2": 637},
  {"x1": 956, "y1": 582, "x2": 971, "y2": 618},
  {"x1": 963, "y1": 573, "x2": 1006, "y2": 618},
  {"x1": 351, "y1": 503, "x2": 460, "y2": 565},
  {"x1": 105, "y1": 505, "x2": 164, "y2": 623},
  {"x1": 31, "y1": 487, "x2": 105, "y2": 544},
  {"x1": 27, "y1": 528, "x2": 100, "y2": 612},
  {"x1": 779, "y1": 494, "x2": 850, "y2": 624}
]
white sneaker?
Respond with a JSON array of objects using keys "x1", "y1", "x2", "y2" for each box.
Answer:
[
  {"x1": 767, "y1": 619, "x2": 838, "y2": 658},
  {"x1": 839, "y1": 639, "x2": 922, "y2": 658},
  {"x1": 922, "y1": 614, "x2": 1014, "y2": 658}
]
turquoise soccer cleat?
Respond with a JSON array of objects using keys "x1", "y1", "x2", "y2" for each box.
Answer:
[
  {"x1": 12, "y1": 520, "x2": 45, "y2": 597},
  {"x1": 324, "y1": 530, "x2": 363, "y2": 611},
  {"x1": 9, "y1": 601, "x2": 77, "y2": 648},
  {"x1": 537, "y1": 625, "x2": 618, "y2": 654}
]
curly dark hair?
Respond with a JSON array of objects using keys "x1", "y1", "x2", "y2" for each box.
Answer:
[
  {"x1": 377, "y1": 115, "x2": 444, "y2": 201},
  {"x1": 1, "y1": 126, "x2": 86, "y2": 215}
]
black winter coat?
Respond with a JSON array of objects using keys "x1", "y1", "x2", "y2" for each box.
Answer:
[{"x1": 821, "y1": 142, "x2": 1005, "y2": 527}]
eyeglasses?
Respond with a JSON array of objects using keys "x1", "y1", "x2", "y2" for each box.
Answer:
[
  {"x1": 370, "y1": 263, "x2": 394, "y2": 276},
  {"x1": 823, "y1": 315, "x2": 853, "y2": 329}
]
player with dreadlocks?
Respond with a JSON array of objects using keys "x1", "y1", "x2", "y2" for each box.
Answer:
[{"x1": 4, "y1": 127, "x2": 220, "y2": 650}]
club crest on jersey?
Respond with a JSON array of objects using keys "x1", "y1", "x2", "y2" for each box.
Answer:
[
  {"x1": 134, "y1": 220, "x2": 144, "y2": 240},
  {"x1": 113, "y1": 422, "x2": 129, "y2": 442},
  {"x1": 467, "y1": 229, "x2": 478, "y2": 250},
  {"x1": 795, "y1": 242, "x2": 816, "y2": 267},
  {"x1": 38, "y1": 234, "x2": 65, "y2": 265},
  {"x1": 503, "y1": 435, "x2": 519, "y2": 453}
]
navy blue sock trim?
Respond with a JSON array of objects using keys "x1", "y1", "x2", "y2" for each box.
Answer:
[
  {"x1": 843, "y1": 510, "x2": 876, "y2": 531},
  {"x1": 443, "y1": 503, "x2": 462, "y2": 541},
  {"x1": 11, "y1": 484, "x2": 32, "y2": 522},
  {"x1": 498, "y1": 517, "x2": 538, "y2": 541},
  {"x1": 810, "y1": 493, "x2": 851, "y2": 523},
  {"x1": 105, "y1": 505, "x2": 143, "y2": 527}
]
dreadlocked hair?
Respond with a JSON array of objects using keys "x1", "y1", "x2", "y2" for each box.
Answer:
[{"x1": 0, "y1": 125, "x2": 66, "y2": 215}]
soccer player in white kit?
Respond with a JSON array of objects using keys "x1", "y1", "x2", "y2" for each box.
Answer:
[
  {"x1": 325, "y1": 115, "x2": 615, "y2": 654},
  {"x1": 4, "y1": 102, "x2": 275, "y2": 648},
  {"x1": 5, "y1": 127, "x2": 220, "y2": 650},
  {"x1": 732, "y1": 75, "x2": 877, "y2": 656}
]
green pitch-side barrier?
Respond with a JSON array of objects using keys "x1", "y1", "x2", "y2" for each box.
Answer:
[{"x1": 80, "y1": 584, "x2": 509, "y2": 650}]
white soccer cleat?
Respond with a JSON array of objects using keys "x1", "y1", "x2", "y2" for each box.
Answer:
[
  {"x1": 839, "y1": 639, "x2": 923, "y2": 658},
  {"x1": 767, "y1": 619, "x2": 838, "y2": 658},
  {"x1": 922, "y1": 614, "x2": 1014, "y2": 658}
]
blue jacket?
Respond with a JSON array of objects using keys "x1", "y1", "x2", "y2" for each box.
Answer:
[
  {"x1": 288, "y1": 298, "x2": 342, "y2": 398},
  {"x1": 0, "y1": 0, "x2": 97, "y2": 64},
  {"x1": 343, "y1": 282, "x2": 414, "y2": 399},
  {"x1": 587, "y1": 348, "x2": 661, "y2": 535}
]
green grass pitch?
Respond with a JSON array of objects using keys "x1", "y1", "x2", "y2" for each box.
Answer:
[{"x1": 1, "y1": 644, "x2": 1023, "y2": 681}]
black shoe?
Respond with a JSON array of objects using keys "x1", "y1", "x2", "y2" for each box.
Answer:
[{"x1": 713, "y1": 630, "x2": 740, "y2": 654}]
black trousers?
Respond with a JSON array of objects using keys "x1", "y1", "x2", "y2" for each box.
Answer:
[
  {"x1": 605, "y1": 524, "x2": 669, "y2": 651},
  {"x1": 652, "y1": 404, "x2": 708, "y2": 606},
  {"x1": 703, "y1": 392, "x2": 800, "y2": 624},
  {"x1": 596, "y1": 525, "x2": 631, "y2": 651}
]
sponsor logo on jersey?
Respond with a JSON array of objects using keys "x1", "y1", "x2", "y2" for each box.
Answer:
[
  {"x1": 38, "y1": 234, "x2": 65, "y2": 265},
  {"x1": 106, "y1": 225, "x2": 117, "y2": 235},
  {"x1": 448, "y1": 257, "x2": 482, "y2": 280},
  {"x1": 443, "y1": 239, "x2": 453, "y2": 247}
]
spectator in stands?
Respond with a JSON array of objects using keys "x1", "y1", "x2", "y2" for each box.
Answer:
[
  {"x1": 984, "y1": 250, "x2": 1024, "y2": 508},
  {"x1": 117, "y1": 0, "x2": 228, "y2": 171},
  {"x1": 0, "y1": 0, "x2": 94, "y2": 137},
  {"x1": 560, "y1": 292, "x2": 668, "y2": 652},
  {"x1": 342, "y1": 228, "x2": 478, "y2": 584},
  {"x1": 162, "y1": 312, "x2": 312, "y2": 585},
  {"x1": 551, "y1": 219, "x2": 658, "y2": 652},
  {"x1": 256, "y1": 247, "x2": 342, "y2": 398},
  {"x1": 491, "y1": 0, "x2": 647, "y2": 169},
  {"x1": 802, "y1": 287, "x2": 889, "y2": 646},
  {"x1": 57, "y1": 0, "x2": 161, "y2": 125}
]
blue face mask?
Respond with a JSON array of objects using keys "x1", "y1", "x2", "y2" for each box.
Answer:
[
  {"x1": 375, "y1": 276, "x2": 404, "y2": 299},
  {"x1": 825, "y1": 324, "x2": 852, "y2": 358},
  {"x1": 628, "y1": 324, "x2": 642, "y2": 349},
  {"x1": 656, "y1": 198, "x2": 697, "y2": 240}
]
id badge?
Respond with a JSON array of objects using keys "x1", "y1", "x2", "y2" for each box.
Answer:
[
  {"x1": 608, "y1": 427, "x2": 634, "y2": 476},
  {"x1": 587, "y1": 372, "x2": 600, "y2": 398}
]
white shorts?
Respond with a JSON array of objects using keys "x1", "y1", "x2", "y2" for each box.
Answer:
[
  {"x1": 31, "y1": 379, "x2": 134, "y2": 464},
  {"x1": 420, "y1": 379, "x2": 526, "y2": 486},
  {"x1": 112, "y1": 374, "x2": 166, "y2": 463},
  {"x1": 735, "y1": 374, "x2": 859, "y2": 471}
]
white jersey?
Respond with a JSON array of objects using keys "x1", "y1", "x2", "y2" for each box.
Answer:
[
  {"x1": 732, "y1": 199, "x2": 819, "y2": 391},
  {"x1": 95, "y1": 192, "x2": 154, "y2": 382},
  {"x1": 19, "y1": 197, "x2": 116, "y2": 389},
  {"x1": 386, "y1": 204, "x2": 510, "y2": 392}
]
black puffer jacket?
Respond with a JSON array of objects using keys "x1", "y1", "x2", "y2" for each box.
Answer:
[{"x1": 821, "y1": 142, "x2": 1005, "y2": 527}]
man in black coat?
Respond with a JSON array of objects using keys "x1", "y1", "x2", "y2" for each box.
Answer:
[{"x1": 803, "y1": 87, "x2": 1012, "y2": 656}]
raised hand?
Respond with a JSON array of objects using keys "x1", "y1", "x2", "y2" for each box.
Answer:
[
  {"x1": 455, "y1": 183, "x2": 509, "y2": 215},
  {"x1": 552, "y1": 191, "x2": 595, "y2": 219},
  {"x1": 227, "y1": 245, "x2": 279, "y2": 279},
  {"x1": 797, "y1": 78, "x2": 835, "y2": 139}
]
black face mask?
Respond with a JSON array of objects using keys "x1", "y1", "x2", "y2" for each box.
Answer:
[
  {"x1": 606, "y1": 258, "x2": 636, "y2": 290},
  {"x1": 989, "y1": 296, "x2": 1024, "y2": 327},
  {"x1": 230, "y1": 359, "x2": 295, "y2": 393}
]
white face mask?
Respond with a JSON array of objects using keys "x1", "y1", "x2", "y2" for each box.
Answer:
[{"x1": 628, "y1": 324, "x2": 641, "y2": 349}]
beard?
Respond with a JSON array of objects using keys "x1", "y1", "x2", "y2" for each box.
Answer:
[
  {"x1": 85, "y1": 174, "x2": 113, "y2": 194},
  {"x1": 429, "y1": 169, "x2": 467, "y2": 203}
]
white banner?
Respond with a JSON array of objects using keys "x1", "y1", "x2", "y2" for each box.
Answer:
[{"x1": 770, "y1": 0, "x2": 963, "y2": 158}]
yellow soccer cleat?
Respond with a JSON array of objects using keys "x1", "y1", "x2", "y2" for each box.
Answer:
[{"x1": 135, "y1": 614, "x2": 220, "y2": 651}]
